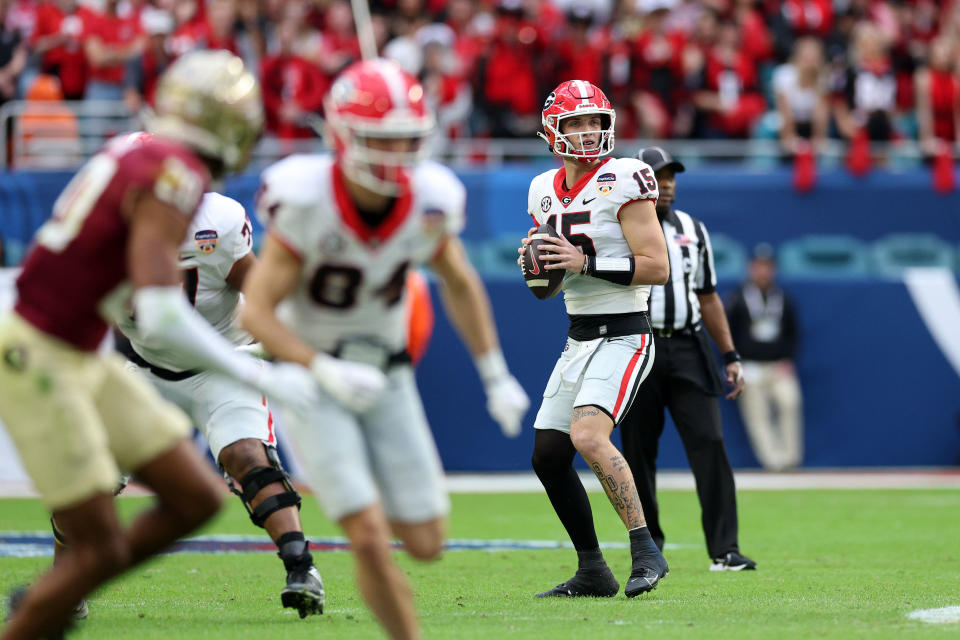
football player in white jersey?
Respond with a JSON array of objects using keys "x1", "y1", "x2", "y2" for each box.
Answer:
[
  {"x1": 114, "y1": 188, "x2": 324, "y2": 618},
  {"x1": 518, "y1": 80, "x2": 671, "y2": 599},
  {"x1": 241, "y1": 59, "x2": 529, "y2": 640}
]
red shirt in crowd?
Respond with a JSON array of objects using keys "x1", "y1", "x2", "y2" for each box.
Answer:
[
  {"x1": 260, "y1": 55, "x2": 328, "y2": 139},
  {"x1": 633, "y1": 29, "x2": 686, "y2": 97},
  {"x1": 483, "y1": 39, "x2": 538, "y2": 116},
  {"x1": 32, "y1": 3, "x2": 91, "y2": 99},
  {"x1": 84, "y1": 9, "x2": 142, "y2": 85},
  {"x1": 738, "y1": 9, "x2": 773, "y2": 63},
  {"x1": 168, "y1": 18, "x2": 239, "y2": 57},
  {"x1": 929, "y1": 68, "x2": 959, "y2": 141},
  {"x1": 703, "y1": 49, "x2": 766, "y2": 137},
  {"x1": 772, "y1": 0, "x2": 833, "y2": 38}
]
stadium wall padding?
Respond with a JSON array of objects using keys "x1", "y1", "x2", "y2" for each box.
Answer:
[
  {"x1": 2, "y1": 166, "x2": 960, "y2": 257},
  {"x1": 1, "y1": 168, "x2": 959, "y2": 471}
]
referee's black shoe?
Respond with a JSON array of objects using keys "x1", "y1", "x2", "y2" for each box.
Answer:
[
  {"x1": 535, "y1": 566, "x2": 620, "y2": 598},
  {"x1": 710, "y1": 551, "x2": 757, "y2": 572}
]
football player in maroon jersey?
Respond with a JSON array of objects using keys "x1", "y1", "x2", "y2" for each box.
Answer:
[{"x1": 0, "y1": 51, "x2": 320, "y2": 640}]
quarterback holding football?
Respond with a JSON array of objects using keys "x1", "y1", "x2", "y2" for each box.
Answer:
[{"x1": 519, "y1": 80, "x2": 671, "y2": 599}]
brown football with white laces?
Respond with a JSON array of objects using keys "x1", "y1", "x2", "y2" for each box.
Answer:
[{"x1": 521, "y1": 223, "x2": 565, "y2": 300}]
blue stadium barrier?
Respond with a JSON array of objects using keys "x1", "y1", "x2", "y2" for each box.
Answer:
[
  {"x1": 705, "y1": 232, "x2": 748, "y2": 281},
  {"x1": 777, "y1": 234, "x2": 871, "y2": 278},
  {"x1": 3, "y1": 166, "x2": 959, "y2": 253},
  {"x1": 870, "y1": 233, "x2": 955, "y2": 277}
]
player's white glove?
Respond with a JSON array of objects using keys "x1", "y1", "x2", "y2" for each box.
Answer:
[
  {"x1": 310, "y1": 353, "x2": 387, "y2": 413},
  {"x1": 484, "y1": 375, "x2": 530, "y2": 438},
  {"x1": 476, "y1": 349, "x2": 530, "y2": 438},
  {"x1": 253, "y1": 361, "x2": 320, "y2": 416}
]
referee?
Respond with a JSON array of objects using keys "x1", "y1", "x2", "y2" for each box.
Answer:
[{"x1": 620, "y1": 147, "x2": 756, "y2": 571}]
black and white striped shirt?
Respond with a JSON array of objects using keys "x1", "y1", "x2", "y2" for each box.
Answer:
[{"x1": 648, "y1": 208, "x2": 717, "y2": 331}]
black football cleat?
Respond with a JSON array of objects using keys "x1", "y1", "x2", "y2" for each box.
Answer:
[
  {"x1": 536, "y1": 567, "x2": 620, "y2": 598},
  {"x1": 624, "y1": 550, "x2": 669, "y2": 598},
  {"x1": 281, "y1": 565, "x2": 324, "y2": 618},
  {"x1": 710, "y1": 551, "x2": 757, "y2": 572}
]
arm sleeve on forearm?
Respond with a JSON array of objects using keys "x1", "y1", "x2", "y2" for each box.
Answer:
[{"x1": 133, "y1": 286, "x2": 260, "y2": 385}]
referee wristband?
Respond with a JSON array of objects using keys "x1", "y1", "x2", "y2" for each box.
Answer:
[
  {"x1": 583, "y1": 256, "x2": 635, "y2": 286},
  {"x1": 723, "y1": 350, "x2": 742, "y2": 365}
]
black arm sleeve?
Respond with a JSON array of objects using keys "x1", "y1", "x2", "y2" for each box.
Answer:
[{"x1": 583, "y1": 255, "x2": 635, "y2": 286}]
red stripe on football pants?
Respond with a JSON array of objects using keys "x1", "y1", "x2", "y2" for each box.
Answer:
[
  {"x1": 612, "y1": 335, "x2": 646, "y2": 418},
  {"x1": 262, "y1": 395, "x2": 276, "y2": 445}
]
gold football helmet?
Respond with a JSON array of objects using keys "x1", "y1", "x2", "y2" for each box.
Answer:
[{"x1": 148, "y1": 50, "x2": 263, "y2": 174}]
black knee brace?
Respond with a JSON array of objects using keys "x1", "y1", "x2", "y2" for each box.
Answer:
[{"x1": 225, "y1": 445, "x2": 302, "y2": 528}]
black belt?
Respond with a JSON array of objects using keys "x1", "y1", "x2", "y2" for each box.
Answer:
[
  {"x1": 568, "y1": 312, "x2": 651, "y2": 341},
  {"x1": 331, "y1": 339, "x2": 412, "y2": 371},
  {"x1": 652, "y1": 324, "x2": 701, "y2": 339},
  {"x1": 115, "y1": 333, "x2": 200, "y2": 381}
]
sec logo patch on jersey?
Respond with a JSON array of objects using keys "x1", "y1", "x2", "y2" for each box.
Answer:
[
  {"x1": 194, "y1": 229, "x2": 219, "y2": 254},
  {"x1": 541, "y1": 196, "x2": 552, "y2": 213},
  {"x1": 596, "y1": 172, "x2": 616, "y2": 195}
]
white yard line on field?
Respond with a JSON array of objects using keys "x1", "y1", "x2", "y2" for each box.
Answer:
[
  {"x1": 2, "y1": 469, "x2": 959, "y2": 499},
  {"x1": 444, "y1": 469, "x2": 960, "y2": 493},
  {"x1": 906, "y1": 606, "x2": 960, "y2": 624}
]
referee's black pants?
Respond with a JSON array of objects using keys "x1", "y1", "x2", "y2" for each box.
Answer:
[{"x1": 620, "y1": 334, "x2": 740, "y2": 560}]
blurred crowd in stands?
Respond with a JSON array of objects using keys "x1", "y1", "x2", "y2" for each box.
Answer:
[{"x1": 0, "y1": 0, "x2": 959, "y2": 156}]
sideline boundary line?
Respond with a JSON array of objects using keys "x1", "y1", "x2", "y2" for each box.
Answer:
[
  {"x1": 0, "y1": 533, "x2": 692, "y2": 559},
  {"x1": 2, "y1": 469, "x2": 959, "y2": 500}
]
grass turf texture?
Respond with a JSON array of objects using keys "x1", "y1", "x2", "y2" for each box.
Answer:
[{"x1": 1, "y1": 490, "x2": 959, "y2": 639}]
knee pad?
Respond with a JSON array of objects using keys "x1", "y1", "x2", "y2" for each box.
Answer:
[{"x1": 224, "y1": 445, "x2": 302, "y2": 528}]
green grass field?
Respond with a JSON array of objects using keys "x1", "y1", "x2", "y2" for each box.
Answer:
[{"x1": 2, "y1": 488, "x2": 959, "y2": 639}]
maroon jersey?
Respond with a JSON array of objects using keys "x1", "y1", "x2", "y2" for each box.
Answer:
[{"x1": 15, "y1": 136, "x2": 210, "y2": 351}]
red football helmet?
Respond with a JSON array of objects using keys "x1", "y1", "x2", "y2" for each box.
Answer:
[
  {"x1": 323, "y1": 59, "x2": 435, "y2": 194},
  {"x1": 538, "y1": 80, "x2": 616, "y2": 161}
]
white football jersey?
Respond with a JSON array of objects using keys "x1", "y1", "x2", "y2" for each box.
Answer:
[
  {"x1": 527, "y1": 156, "x2": 659, "y2": 315},
  {"x1": 257, "y1": 155, "x2": 465, "y2": 353},
  {"x1": 119, "y1": 192, "x2": 254, "y2": 370}
]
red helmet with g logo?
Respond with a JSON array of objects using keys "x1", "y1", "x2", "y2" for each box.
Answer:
[
  {"x1": 323, "y1": 59, "x2": 435, "y2": 194},
  {"x1": 537, "y1": 80, "x2": 615, "y2": 160}
]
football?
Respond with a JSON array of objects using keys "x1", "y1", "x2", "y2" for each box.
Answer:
[{"x1": 521, "y1": 223, "x2": 565, "y2": 300}]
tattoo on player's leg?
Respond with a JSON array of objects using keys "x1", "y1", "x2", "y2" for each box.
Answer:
[
  {"x1": 572, "y1": 406, "x2": 601, "y2": 425},
  {"x1": 619, "y1": 480, "x2": 642, "y2": 529},
  {"x1": 592, "y1": 462, "x2": 626, "y2": 511},
  {"x1": 610, "y1": 454, "x2": 627, "y2": 473}
]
